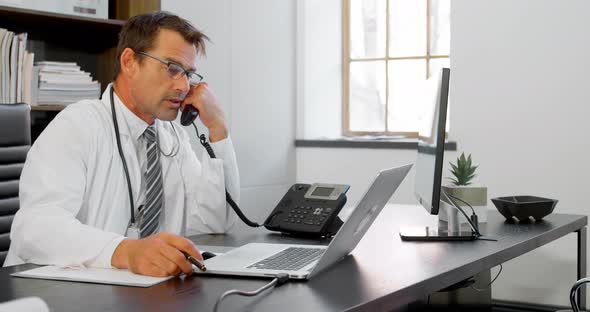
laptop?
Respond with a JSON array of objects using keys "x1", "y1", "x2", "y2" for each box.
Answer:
[{"x1": 197, "y1": 164, "x2": 412, "y2": 280}]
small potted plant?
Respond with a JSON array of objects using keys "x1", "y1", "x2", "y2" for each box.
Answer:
[{"x1": 442, "y1": 153, "x2": 488, "y2": 222}]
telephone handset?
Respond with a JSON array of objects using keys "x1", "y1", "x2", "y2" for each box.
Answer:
[
  {"x1": 180, "y1": 106, "x2": 199, "y2": 126},
  {"x1": 182, "y1": 105, "x2": 350, "y2": 238}
]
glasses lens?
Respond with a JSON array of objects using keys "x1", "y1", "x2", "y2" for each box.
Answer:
[
  {"x1": 167, "y1": 63, "x2": 184, "y2": 79},
  {"x1": 187, "y1": 73, "x2": 203, "y2": 85}
]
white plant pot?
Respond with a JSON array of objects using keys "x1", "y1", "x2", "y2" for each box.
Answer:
[{"x1": 440, "y1": 185, "x2": 488, "y2": 224}]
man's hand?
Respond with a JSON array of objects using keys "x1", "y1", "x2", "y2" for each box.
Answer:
[
  {"x1": 180, "y1": 82, "x2": 228, "y2": 142},
  {"x1": 111, "y1": 232, "x2": 203, "y2": 277}
]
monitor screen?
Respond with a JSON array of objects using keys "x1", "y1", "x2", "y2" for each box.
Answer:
[{"x1": 414, "y1": 68, "x2": 450, "y2": 215}]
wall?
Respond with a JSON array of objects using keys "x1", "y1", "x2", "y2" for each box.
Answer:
[
  {"x1": 297, "y1": 0, "x2": 590, "y2": 307},
  {"x1": 296, "y1": 0, "x2": 343, "y2": 139},
  {"x1": 452, "y1": 0, "x2": 590, "y2": 305},
  {"x1": 162, "y1": 0, "x2": 297, "y2": 230}
]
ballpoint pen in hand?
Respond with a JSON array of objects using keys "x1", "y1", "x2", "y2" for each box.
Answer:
[{"x1": 182, "y1": 251, "x2": 206, "y2": 272}]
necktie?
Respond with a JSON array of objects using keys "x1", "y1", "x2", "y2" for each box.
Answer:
[{"x1": 140, "y1": 125, "x2": 163, "y2": 238}]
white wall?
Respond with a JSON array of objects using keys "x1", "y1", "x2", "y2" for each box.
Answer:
[
  {"x1": 162, "y1": 0, "x2": 297, "y2": 229},
  {"x1": 296, "y1": 0, "x2": 343, "y2": 139},
  {"x1": 452, "y1": 0, "x2": 590, "y2": 305},
  {"x1": 297, "y1": 0, "x2": 590, "y2": 307}
]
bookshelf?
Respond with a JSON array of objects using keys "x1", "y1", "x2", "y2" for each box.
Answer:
[
  {"x1": 0, "y1": 1, "x2": 160, "y2": 140},
  {"x1": 0, "y1": 5, "x2": 125, "y2": 93}
]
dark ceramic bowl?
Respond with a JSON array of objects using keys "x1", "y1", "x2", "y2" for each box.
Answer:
[{"x1": 491, "y1": 195, "x2": 558, "y2": 222}]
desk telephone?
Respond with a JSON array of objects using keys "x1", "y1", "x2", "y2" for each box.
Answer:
[
  {"x1": 264, "y1": 183, "x2": 350, "y2": 237},
  {"x1": 181, "y1": 107, "x2": 350, "y2": 238}
]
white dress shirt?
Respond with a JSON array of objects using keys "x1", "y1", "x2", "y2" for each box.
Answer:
[{"x1": 4, "y1": 84, "x2": 240, "y2": 268}]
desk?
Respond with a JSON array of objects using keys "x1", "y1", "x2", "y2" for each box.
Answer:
[{"x1": 0, "y1": 204, "x2": 586, "y2": 311}]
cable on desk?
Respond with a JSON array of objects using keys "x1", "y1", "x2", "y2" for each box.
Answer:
[
  {"x1": 470, "y1": 264, "x2": 503, "y2": 292},
  {"x1": 213, "y1": 273, "x2": 289, "y2": 312},
  {"x1": 445, "y1": 193, "x2": 476, "y2": 215}
]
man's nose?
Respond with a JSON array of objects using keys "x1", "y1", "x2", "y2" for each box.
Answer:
[{"x1": 174, "y1": 74, "x2": 190, "y2": 94}]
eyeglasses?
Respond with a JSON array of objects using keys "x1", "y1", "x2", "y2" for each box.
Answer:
[{"x1": 136, "y1": 51, "x2": 203, "y2": 86}]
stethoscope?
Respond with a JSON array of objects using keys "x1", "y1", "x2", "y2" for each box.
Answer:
[
  {"x1": 108, "y1": 85, "x2": 180, "y2": 224},
  {"x1": 109, "y1": 84, "x2": 262, "y2": 229}
]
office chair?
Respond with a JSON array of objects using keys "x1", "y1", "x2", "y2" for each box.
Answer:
[
  {"x1": 556, "y1": 277, "x2": 589, "y2": 312},
  {"x1": 0, "y1": 104, "x2": 31, "y2": 266}
]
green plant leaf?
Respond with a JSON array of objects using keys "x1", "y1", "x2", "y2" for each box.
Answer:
[{"x1": 448, "y1": 152, "x2": 479, "y2": 186}]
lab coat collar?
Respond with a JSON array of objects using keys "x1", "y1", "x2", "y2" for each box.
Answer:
[
  {"x1": 101, "y1": 84, "x2": 158, "y2": 141},
  {"x1": 118, "y1": 96, "x2": 151, "y2": 142},
  {"x1": 101, "y1": 84, "x2": 177, "y2": 155}
]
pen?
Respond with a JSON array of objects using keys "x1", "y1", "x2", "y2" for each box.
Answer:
[{"x1": 183, "y1": 252, "x2": 207, "y2": 272}]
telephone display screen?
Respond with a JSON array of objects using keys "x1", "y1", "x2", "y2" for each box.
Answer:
[{"x1": 311, "y1": 187, "x2": 334, "y2": 197}]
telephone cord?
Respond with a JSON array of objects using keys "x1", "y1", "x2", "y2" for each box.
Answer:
[{"x1": 191, "y1": 122, "x2": 262, "y2": 228}]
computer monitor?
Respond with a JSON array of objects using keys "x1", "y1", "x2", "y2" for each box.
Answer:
[
  {"x1": 414, "y1": 68, "x2": 450, "y2": 215},
  {"x1": 400, "y1": 68, "x2": 479, "y2": 241}
]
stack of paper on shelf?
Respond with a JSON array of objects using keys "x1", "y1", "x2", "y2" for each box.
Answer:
[
  {"x1": 33, "y1": 61, "x2": 100, "y2": 105},
  {"x1": 0, "y1": 28, "x2": 35, "y2": 104},
  {"x1": 1, "y1": 27, "x2": 101, "y2": 106}
]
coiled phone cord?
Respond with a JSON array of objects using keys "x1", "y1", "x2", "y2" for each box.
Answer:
[{"x1": 191, "y1": 123, "x2": 262, "y2": 228}]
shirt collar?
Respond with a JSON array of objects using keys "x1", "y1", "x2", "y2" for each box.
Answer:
[{"x1": 108, "y1": 84, "x2": 156, "y2": 141}]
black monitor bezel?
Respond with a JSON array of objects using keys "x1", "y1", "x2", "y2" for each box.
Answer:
[{"x1": 416, "y1": 67, "x2": 450, "y2": 215}]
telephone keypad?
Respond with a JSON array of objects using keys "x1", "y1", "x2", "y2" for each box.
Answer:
[
  {"x1": 265, "y1": 183, "x2": 348, "y2": 237},
  {"x1": 282, "y1": 205, "x2": 332, "y2": 227}
]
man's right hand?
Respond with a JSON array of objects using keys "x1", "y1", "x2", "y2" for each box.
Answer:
[{"x1": 111, "y1": 232, "x2": 203, "y2": 277}]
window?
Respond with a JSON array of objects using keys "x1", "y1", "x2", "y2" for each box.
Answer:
[{"x1": 343, "y1": 0, "x2": 450, "y2": 137}]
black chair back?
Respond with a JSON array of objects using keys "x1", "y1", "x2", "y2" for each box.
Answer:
[{"x1": 0, "y1": 104, "x2": 31, "y2": 266}]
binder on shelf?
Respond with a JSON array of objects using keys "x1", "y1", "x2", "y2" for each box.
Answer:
[
  {"x1": 1, "y1": 31, "x2": 13, "y2": 103},
  {"x1": 0, "y1": 0, "x2": 109, "y2": 20},
  {"x1": 0, "y1": 28, "x2": 5, "y2": 101},
  {"x1": 23, "y1": 52, "x2": 34, "y2": 105},
  {"x1": 30, "y1": 66, "x2": 40, "y2": 106},
  {"x1": 0, "y1": 29, "x2": 35, "y2": 105},
  {"x1": 8, "y1": 34, "x2": 17, "y2": 103},
  {"x1": 16, "y1": 32, "x2": 27, "y2": 103}
]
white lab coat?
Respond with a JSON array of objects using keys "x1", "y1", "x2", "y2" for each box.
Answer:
[{"x1": 4, "y1": 84, "x2": 240, "y2": 268}]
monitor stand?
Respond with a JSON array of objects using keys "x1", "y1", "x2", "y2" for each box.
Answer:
[{"x1": 399, "y1": 197, "x2": 477, "y2": 241}]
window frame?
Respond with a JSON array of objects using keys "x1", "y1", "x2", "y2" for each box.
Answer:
[{"x1": 342, "y1": 0, "x2": 450, "y2": 137}]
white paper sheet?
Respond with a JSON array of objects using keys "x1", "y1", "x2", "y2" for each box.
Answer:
[
  {"x1": 0, "y1": 297, "x2": 49, "y2": 312},
  {"x1": 11, "y1": 266, "x2": 173, "y2": 288}
]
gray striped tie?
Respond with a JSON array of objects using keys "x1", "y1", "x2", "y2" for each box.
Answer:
[{"x1": 140, "y1": 125, "x2": 163, "y2": 238}]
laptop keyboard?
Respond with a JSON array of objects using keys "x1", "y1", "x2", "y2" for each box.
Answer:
[{"x1": 247, "y1": 247, "x2": 325, "y2": 271}]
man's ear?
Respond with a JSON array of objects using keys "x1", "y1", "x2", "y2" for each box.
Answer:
[{"x1": 119, "y1": 48, "x2": 139, "y2": 77}]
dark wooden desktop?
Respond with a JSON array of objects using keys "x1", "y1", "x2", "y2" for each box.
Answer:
[{"x1": 0, "y1": 204, "x2": 586, "y2": 312}]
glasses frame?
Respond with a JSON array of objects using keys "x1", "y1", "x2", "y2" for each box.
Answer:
[{"x1": 136, "y1": 51, "x2": 203, "y2": 86}]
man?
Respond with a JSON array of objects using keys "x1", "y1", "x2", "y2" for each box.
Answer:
[{"x1": 4, "y1": 12, "x2": 240, "y2": 278}]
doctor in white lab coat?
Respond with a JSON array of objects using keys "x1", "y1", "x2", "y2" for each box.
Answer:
[{"x1": 4, "y1": 12, "x2": 240, "y2": 277}]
